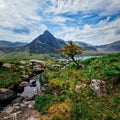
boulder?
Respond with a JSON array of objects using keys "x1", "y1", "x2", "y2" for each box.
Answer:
[
  {"x1": 0, "y1": 88, "x2": 16, "y2": 106},
  {"x1": 29, "y1": 60, "x2": 45, "y2": 68},
  {"x1": 52, "y1": 64, "x2": 61, "y2": 69},
  {"x1": 2, "y1": 63, "x2": 12, "y2": 68},
  {"x1": 29, "y1": 60, "x2": 46, "y2": 74},
  {"x1": 90, "y1": 79, "x2": 107, "y2": 97}
]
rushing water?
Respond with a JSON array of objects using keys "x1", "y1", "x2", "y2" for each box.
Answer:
[{"x1": 21, "y1": 78, "x2": 41, "y2": 97}]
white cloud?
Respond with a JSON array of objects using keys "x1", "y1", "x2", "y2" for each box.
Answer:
[
  {"x1": 0, "y1": 0, "x2": 48, "y2": 42},
  {"x1": 54, "y1": 17, "x2": 120, "y2": 45},
  {"x1": 45, "y1": 0, "x2": 120, "y2": 16},
  {"x1": 0, "y1": 0, "x2": 120, "y2": 45}
]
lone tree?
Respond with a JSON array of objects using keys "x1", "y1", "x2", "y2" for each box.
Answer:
[{"x1": 57, "y1": 41, "x2": 84, "y2": 68}]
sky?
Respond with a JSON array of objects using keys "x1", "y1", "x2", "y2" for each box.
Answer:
[{"x1": 0, "y1": 0, "x2": 120, "y2": 45}]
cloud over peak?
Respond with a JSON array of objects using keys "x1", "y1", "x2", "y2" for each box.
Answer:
[{"x1": 0, "y1": 0, "x2": 120, "y2": 45}]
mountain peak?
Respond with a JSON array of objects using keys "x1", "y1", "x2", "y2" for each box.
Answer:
[
  {"x1": 43, "y1": 30, "x2": 52, "y2": 35},
  {"x1": 25, "y1": 30, "x2": 66, "y2": 54}
]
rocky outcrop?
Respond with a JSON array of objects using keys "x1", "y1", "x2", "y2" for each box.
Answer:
[
  {"x1": 29, "y1": 60, "x2": 45, "y2": 75},
  {"x1": 90, "y1": 79, "x2": 107, "y2": 97},
  {"x1": 0, "y1": 88, "x2": 16, "y2": 106}
]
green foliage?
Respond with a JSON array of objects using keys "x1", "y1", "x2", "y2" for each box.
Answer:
[
  {"x1": 82, "y1": 53, "x2": 120, "y2": 85},
  {"x1": 1, "y1": 51, "x2": 120, "y2": 119},
  {"x1": 0, "y1": 65, "x2": 23, "y2": 88},
  {"x1": 35, "y1": 52, "x2": 120, "y2": 119},
  {"x1": 57, "y1": 41, "x2": 84, "y2": 68},
  {"x1": 35, "y1": 94, "x2": 65, "y2": 114},
  {"x1": 0, "y1": 51, "x2": 54, "y2": 61}
]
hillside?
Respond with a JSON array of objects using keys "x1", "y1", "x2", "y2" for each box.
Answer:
[
  {"x1": 35, "y1": 52, "x2": 120, "y2": 119},
  {"x1": 0, "y1": 52, "x2": 120, "y2": 119},
  {"x1": 0, "y1": 41, "x2": 28, "y2": 55},
  {"x1": 74, "y1": 41, "x2": 96, "y2": 51},
  {"x1": 95, "y1": 41, "x2": 120, "y2": 52}
]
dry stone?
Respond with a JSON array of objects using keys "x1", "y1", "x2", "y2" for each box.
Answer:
[{"x1": 90, "y1": 79, "x2": 107, "y2": 97}]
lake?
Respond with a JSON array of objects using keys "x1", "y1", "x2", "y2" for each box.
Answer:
[{"x1": 58, "y1": 55, "x2": 100, "y2": 61}]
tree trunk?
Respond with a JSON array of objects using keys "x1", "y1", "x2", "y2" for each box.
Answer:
[{"x1": 71, "y1": 56, "x2": 82, "y2": 69}]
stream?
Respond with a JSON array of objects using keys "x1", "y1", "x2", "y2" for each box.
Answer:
[
  {"x1": 0, "y1": 77, "x2": 41, "y2": 120},
  {"x1": 21, "y1": 78, "x2": 41, "y2": 97}
]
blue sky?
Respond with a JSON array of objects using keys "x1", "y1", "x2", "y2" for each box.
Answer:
[{"x1": 0, "y1": 0, "x2": 120, "y2": 45}]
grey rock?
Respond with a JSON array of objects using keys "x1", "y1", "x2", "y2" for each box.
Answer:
[
  {"x1": 14, "y1": 105, "x2": 20, "y2": 109},
  {"x1": 90, "y1": 79, "x2": 107, "y2": 97},
  {"x1": 28, "y1": 103, "x2": 34, "y2": 109},
  {"x1": 12, "y1": 96, "x2": 24, "y2": 104},
  {"x1": 20, "y1": 103, "x2": 26, "y2": 107}
]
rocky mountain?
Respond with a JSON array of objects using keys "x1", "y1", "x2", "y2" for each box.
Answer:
[
  {"x1": 23, "y1": 30, "x2": 66, "y2": 54},
  {"x1": 95, "y1": 41, "x2": 120, "y2": 52}
]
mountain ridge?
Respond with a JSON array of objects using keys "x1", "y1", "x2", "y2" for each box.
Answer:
[
  {"x1": 0, "y1": 31, "x2": 120, "y2": 55},
  {"x1": 0, "y1": 40, "x2": 28, "y2": 48}
]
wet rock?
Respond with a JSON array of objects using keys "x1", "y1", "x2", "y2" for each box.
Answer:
[
  {"x1": 30, "y1": 81, "x2": 37, "y2": 87},
  {"x1": 0, "y1": 88, "x2": 16, "y2": 106},
  {"x1": 24, "y1": 96, "x2": 36, "y2": 101},
  {"x1": 20, "y1": 81, "x2": 30, "y2": 86},
  {"x1": 12, "y1": 84, "x2": 24, "y2": 94},
  {"x1": 12, "y1": 96, "x2": 24, "y2": 104},
  {"x1": 90, "y1": 79, "x2": 107, "y2": 97}
]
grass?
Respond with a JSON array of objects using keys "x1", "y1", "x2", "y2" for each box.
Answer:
[
  {"x1": 35, "y1": 52, "x2": 120, "y2": 120},
  {"x1": 0, "y1": 50, "x2": 55, "y2": 61},
  {"x1": 0, "y1": 52, "x2": 120, "y2": 119},
  {"x1": 0, "y1": 63, "x2": 23, "y2": 88}
]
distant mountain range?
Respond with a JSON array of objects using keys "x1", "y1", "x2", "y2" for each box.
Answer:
[
  {"x1": 0, "y1": 41, "x2": 28, "y2": 55},
  {"x1": 0, "y1": 30, "x2": 120, "y2": 55},
  {"x1": 0, "y1": 40, "x2": 28, "y2": 47},
  {"x1": 95, "y1": 41, "x2": 120, "y2": 52},
  {"x1": 74, "y1": 41, "x2": 120, "y2": 53},
  {"x1": 74, "y1": 41, "x2": 96, "y2": 51}
]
